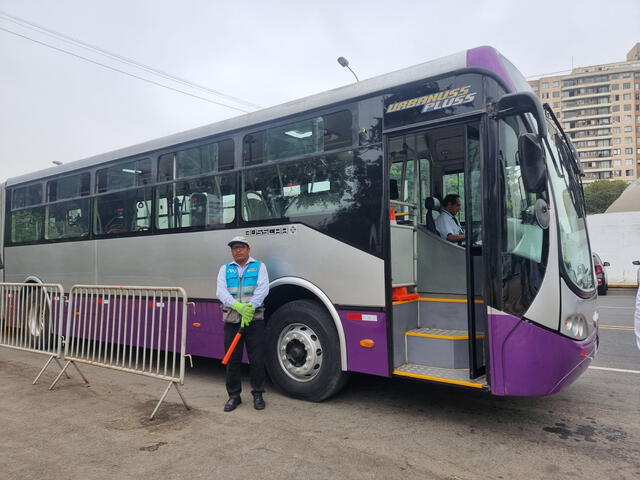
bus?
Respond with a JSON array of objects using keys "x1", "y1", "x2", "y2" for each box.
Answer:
[{"x1": 1, "y1": 45, "x2": 598, "y2": 401}]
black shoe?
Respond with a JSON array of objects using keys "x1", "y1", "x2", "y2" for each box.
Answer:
[
  {"x1": 224, "y1": 396, "x2": 241, "y2": 412},
  {"x1": 253, "y1": 393, "x2": 265, "y2": 410}
]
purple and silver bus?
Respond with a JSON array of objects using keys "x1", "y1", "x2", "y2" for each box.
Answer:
[{"x1": 1, "y1": 46, "x2": 597, "y2": 400}]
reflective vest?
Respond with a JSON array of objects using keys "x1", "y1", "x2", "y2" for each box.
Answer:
[{"x1": 226, "y1": 261, "x2": 262, "y2": 302}]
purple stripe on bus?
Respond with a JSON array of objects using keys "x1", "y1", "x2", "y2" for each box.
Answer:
[
  {"x1": 488, "y1": 313, "x2": 597, "y2": 396},
  {"x1": 62, "y1": 295, "x2": 187, "y2": 358},
  {"x1": 338, "y1": 310, "x2": 389, "y2": 377},
  {"x1": 184, "y1": 301, "x2": 225, "y2": 359},
  {"x1": 184, "y1": 301, "x2": 246, "y2": 361},
  {"x1": 466, "y1": 46, "x2": 516, "y2": 93}
]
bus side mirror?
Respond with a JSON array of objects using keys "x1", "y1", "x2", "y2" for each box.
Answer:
[
  {"x1": 518, "y1": 133, "x2": 547, "y2": 194},
  {"x1": 496, "y1": 92, "x2": 548, "y2": 138}
]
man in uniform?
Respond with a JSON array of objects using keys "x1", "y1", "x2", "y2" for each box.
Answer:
[
  {"x1": 217, "y1": 236, "x2": 269, "y2": 411},
  {"x1": 435, "y1": 194, "x2": 465, "y2": 243}
]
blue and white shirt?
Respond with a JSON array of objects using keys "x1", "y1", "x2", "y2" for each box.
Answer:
[
  {"x1": 216, "y1": 256, "x2": 269, "y2": 308},
  {"x1": 434, "y1": 210, "x2": 464, "y2": 241}
]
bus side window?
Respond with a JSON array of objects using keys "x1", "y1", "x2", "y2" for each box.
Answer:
[{"x1": 94, "y1": 188, "x2": 152, "y2": 235}]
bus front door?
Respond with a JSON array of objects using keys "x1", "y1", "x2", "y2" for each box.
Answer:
[
  {"x1": 388, "y1": 122, "x2": 487, "y2": 386},
  {"x1": 463, "y1": 124, "x2": 487, "y2": 378}
]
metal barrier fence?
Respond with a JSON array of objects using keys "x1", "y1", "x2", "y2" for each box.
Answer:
[
  {"x1": 50, "y1": 285, "x2": 190, "y2": 419},
  {"x1": 0, "y1": 282, "x2": 71, "y2": 384}
]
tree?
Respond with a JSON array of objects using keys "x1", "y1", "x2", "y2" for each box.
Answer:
[{"x1": 583, "y1": 179, "x2": 628, "y2": 214}]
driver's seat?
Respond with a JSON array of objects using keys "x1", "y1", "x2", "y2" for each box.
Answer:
[{"x1": 425, "y1": 197, "x2": 441, "y2": 235}]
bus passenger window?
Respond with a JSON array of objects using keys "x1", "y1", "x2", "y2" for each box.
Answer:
[
  {"x1": 94, "y1": 187, "x2": 152, "y2": 235},
  {"x1": 45, "y1": 173, "x2": 91, "y2": 240},
  {"x1": 243, "y1": 132, "x2": 266, "y2": 166},
  {"x1": 45, "y1": 200, "x2": 90, "y2": 240},
  {"x1": 156, "y1": 174, "x2": 235, "y2": 230},
  {"x1": 10, "y1": 207, "x2": 44, "y2": 243},
  {"x1": 322, "y1": 111, "x2": 352, "y2": 151},
  {"x1": 96, "y1": 159, "x2": 151, "y2": 193}
]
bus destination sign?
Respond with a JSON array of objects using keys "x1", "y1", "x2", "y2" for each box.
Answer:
[{"x1": 386, "y1": 85, "x2": 477, "y2": 115}]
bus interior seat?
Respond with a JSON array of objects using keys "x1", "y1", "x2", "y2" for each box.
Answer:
[
  {"x1": 425, "y1": 196, "x2": 441, "y2": 235},
  {"x1": 243, "y1": 191, "x2": 272, "y2": 221}
]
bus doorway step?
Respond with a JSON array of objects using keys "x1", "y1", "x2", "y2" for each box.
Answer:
[{"x1": 393, "y1": 363, "x2": 486, "y2": 389}]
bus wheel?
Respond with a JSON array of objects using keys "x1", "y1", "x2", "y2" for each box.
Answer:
[
  {"x1": 266, "y1": 299, "x2": 348, "y2": 401},
  {"x1": 24, "y1": 286, "x2": 50, "y2": 338}
]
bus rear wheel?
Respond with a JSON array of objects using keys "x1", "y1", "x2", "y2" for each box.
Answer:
[
  {"x1": 266, "y1": 300, "x2": 348, "y2": 402},
  {"x1": 24, "y1": 285, "x2": 50, "y2": 338}
]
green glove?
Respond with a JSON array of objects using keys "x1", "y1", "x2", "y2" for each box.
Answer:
[
  {"x1": 240, "y1": 304, "x2": 256, "y2": 328},
  {"x1": 240, "y1": 304, "x2": 256, "y2": 317},
  {"x1": 232, "y1": 301, "x2": 249, "y2": 313}
]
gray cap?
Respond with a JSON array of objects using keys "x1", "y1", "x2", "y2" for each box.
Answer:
[{"x1": 228, "y1": 236, "x2": 250, "y2": 247}]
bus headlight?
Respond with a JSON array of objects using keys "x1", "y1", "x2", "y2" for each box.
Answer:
[{"x1": 563, "y1": 313, "x2": 588, "y2": 340}]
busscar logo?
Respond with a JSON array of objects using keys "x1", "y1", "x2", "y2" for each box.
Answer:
[
  {"x1": 386, "y1": 85, "x2": 477, "y2": 114},
  {"x1": 244, "y1": 226, "x2": 295, "y2": 237}
]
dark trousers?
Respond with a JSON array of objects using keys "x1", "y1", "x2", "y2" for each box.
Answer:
[{"x1": 223, "y1": 320, "x2": 266, "y2": 397}]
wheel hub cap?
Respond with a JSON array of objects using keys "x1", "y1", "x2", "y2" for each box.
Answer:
[{"x1": 277, "y1": 323, "x2": 323, "y2": 382}]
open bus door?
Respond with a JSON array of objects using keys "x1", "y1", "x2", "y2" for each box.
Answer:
[
  {"x1": 388, "y1": 121, "x2": 487, "y2": 386},
  {"x1": 462, "y1": 124, "x2": 487, "y2": 378}
]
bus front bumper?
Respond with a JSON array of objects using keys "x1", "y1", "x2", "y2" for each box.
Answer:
[{"x1": 488, "y1": 313, "x2": 598, "y2": 396}]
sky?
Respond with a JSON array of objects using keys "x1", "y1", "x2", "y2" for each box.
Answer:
[{"x1": 1, "y1": 0, "x2": 639, "y2": 182}]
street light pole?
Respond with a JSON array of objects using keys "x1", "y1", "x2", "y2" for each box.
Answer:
[{"x1": 337, "y1": 56, "x2": 359, "y2": 82}]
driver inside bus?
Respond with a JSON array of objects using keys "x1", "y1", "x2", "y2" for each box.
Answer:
[{"x1": 435, "y1": 194, "x2": 465, "y2": 243}]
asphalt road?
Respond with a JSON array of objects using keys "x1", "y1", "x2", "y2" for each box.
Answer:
[
  {"x1": 592, "y1": 288, "x2": 640, "y2": 371},
  {"x1": 1, "y1": 290, "x2": 639, "y2": 480}
]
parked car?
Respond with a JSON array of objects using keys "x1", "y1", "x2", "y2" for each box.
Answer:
[
  {"x1": 593, "y1": 253, "x2": 610, "y2": 295},
  {"x1": 633, "y1": 260, "x2": 640, "y2": 286}
]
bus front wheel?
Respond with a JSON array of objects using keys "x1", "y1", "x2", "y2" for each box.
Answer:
[{"x1": 265, "y1": 299, "x2": 348, "y2": 401}]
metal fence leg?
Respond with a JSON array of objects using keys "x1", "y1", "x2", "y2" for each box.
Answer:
[
  {"x1": 49, "y1": 360, "x2": 89, "y2": 390},
  {"x1": 33, "y1": 355, "x2": 71, "y2": 385},
  {"x1": 70, "y1": 361, "x2": 90, "y2": 385},
  {"x1": 33, "y1": 355, "x2": 55, "y2": 385},
  {"x1": 49, "y1": 360, "x2": 71, "y2": 390},
  {"x1": 173, "y1": 383, "x2": 190, "y2": 411},
  {"x1": 54, "y1": 358, "x2": 72, "y2": 379},
  {"x1": 149, "y1": 381, "x2": 190, "y2": 420},
  {"x1": 150, "y1": 381, "x2": 173, "y2": 420}
]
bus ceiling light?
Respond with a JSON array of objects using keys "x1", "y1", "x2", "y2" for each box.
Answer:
[
  {"x1": 284, "y1": 129, "x2": 313, "y2": 139},
  {"x1": 122, "y1": 168, "x2": 142, "y2": 174},
  {"x1": 564, "y1": 313, "x2": 587, "y2": 340}
]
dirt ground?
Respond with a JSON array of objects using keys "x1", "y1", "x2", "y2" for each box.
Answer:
[{"x1": 1, "y1": 345, "x2": 639, "y2": 480}]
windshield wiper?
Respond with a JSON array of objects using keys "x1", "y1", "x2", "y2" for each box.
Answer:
[{"x1": 543, "y1": 104, "x2": 583, "y2": 178}]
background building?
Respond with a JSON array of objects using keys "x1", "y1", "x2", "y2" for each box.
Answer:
[{"x1": 529, "y1": 43, "x2": 640, "y2": 183}]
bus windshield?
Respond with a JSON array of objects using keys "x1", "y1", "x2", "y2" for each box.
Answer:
[{"x1": 543, "y1": 118, "x2": 595, "y2": 293}]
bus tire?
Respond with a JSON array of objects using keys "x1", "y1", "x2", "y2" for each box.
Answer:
[
  {"x1": 265, "y1": 299, "x2": 349, "y2": 402},
  {"x1": 24, "y1": 285, "x2": 51, "y2": 339}
]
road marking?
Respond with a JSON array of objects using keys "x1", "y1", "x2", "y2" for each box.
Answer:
[
  {"x1": 599, "y1": 325, "x2": 635, "y2": 331},
  {"x1": 589, "y1": 366, "x2": 640, "y2": 374}
]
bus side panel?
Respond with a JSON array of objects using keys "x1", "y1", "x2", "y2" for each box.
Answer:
[
  {"x1": 4, "y1": 241, "x2": 95, "y2": 286},
  {"x1": 339, "y1": 310, "x2": 389, "y2": 376},
  {"x1": 488, "y1": 312, "x2": 597, "y2": 396},
  {"x1": 185, "y1": 300, "x2": 226, "y2": 359},
  {"x1": 93, "y1": 226, "x2": 386, "y2": 307}
]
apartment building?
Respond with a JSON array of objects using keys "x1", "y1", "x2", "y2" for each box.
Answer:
[{"x1": 529, "y1": 43, "x2": 640, "y2": 183}]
